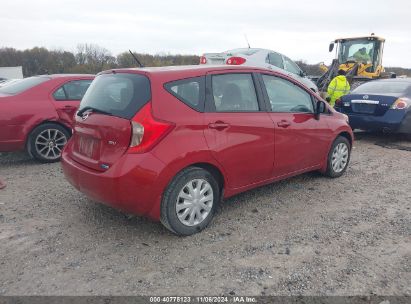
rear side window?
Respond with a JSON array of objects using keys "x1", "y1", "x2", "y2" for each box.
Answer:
[
  {"x1": 211, "y1": 73, "x2": 259, "y2": 112},
  {"x1": 0, "y1": 76, "x2": 50, "y2": 95},
  {"x1": 262, "y1": 74, "x2": 314, "y2": 113},
  {"x1": 164, "y1": 76, "x2": 205, "y2": 111},
  {"x1": 267, "y1": 52, "x2": 284, "y2": 69},
  {"x1": 79, "y1": 73, "x2": 151, "y2": 120},
  {"x1": 53, "y1": 80, "x2": 92, "y2": 101}
]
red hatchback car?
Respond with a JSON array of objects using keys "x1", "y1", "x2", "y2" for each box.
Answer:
[
  {"x1": 61, "y1": 66, "x2": 353, "y2": 235},
  {"x1": 0, "y1": 74, "x2": 94, "y2": 162}
]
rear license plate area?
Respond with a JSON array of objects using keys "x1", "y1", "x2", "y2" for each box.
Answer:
[
  {"x1": 351, "y1": 99, "x2": 379, "y2": 114},
  {"x1": 352, "y1": 103, "x2": 377, "y2": 114},
  {"x1": 77, "y1": 136, "x2": 98, "y2": 158}
]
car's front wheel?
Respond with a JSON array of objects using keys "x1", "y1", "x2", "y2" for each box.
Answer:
[
  {"x1": 161, "y1": 167, "x2": 220, "y2": 236},
  {"x1": 325, "y1": 136, "x2": 351, "y2": 178},
  {"x1": 28, "y1": 123, "x2": 70, "y2": 163}
]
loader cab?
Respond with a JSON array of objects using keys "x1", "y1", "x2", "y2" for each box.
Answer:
[{"x1": 329, "y1": 36, "x2": 385, "y2": 75}]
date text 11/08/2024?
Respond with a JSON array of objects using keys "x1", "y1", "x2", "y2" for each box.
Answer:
[{"x1": 149, "y1": 296, "x2": 257, "y2": 303}]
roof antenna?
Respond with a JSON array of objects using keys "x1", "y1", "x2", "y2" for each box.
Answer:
[
  {"x1": 128, "y1": 50, "x2": 144, "y2": 67},
  {"x1": 244, "y1": 34, "x2": 251, "y2": 48}
]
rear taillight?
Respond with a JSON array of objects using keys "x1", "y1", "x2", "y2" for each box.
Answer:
[
  {"x1": 199, "y1": 56, "x2": 207, "y2": 64},
  {"x1": 226, "y1": 56, "x2": 246, "y2": 65},
  {"x1": 335, "y1": 98, "x2": 342, "y2": 107},
  {"x1": 128, "y1": 103, "x2": 174, "y2": 153},
  {"x1": 391, "y1": 97, "x2": 411, "y2": 110}
]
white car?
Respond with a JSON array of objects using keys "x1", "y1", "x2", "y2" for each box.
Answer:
[
  {"x1": 0, "y1": 79, "x2": 21, "y2": 88},
  {"x1": 200, "y1": 48, "x2": 318, "y2": 92}
]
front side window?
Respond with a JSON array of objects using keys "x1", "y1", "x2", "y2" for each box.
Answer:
[
  {"x1": 283, "y1": 57, "x2": 302, "y2": 75},
  {"x1": 211, "y1": 73, "x2": 259, "y2": 112},
  {"x1": 262, "y1": 74, "x2": 314, "y2": 113},
  {"x1": 53, "y1": 80, "x2": 92, "y2": 101},
  {"x1": 0, "y1": 76, "x2": 50, "y2": 95},
  {"x1": 164, "y1": 76, "x2": 205, "y2": 111},
  {"x1": 267, "y1": 52, "x2": 284, "y2": 69}
]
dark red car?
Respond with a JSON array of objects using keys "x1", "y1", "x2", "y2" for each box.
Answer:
[
  {"x1": 61, "y1": 66, "x2": 353, "y2": 235},
  {"x1": 0, "y1": 74, "x2": 94, "y2": 162}
]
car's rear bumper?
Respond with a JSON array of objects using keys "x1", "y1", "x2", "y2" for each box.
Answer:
[
  {"x1": 343, "y1": 109, "x2": 410, "y2": 133},
  {"x1": 61, "y1": 149, "x2": 171, "y2": 221}
]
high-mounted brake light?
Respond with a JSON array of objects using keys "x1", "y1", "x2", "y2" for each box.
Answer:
[
  {"x1": 199, "y1": 56, "x2": 207, "y2": 64},
  {"x1": 226, "y1": 56, "x2": 246, "y2": 65},
  {"x1": 391, "y1": 97, "x2": 410, "y2": 110},
  {"x1": 128, "y1": 103, "x2": 174, "y2": 153}
]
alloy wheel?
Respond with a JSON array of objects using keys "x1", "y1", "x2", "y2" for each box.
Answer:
[{"x1": 34, "y1": 129, "x2": 67, "y2": 160}]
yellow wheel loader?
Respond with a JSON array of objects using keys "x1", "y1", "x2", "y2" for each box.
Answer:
[{"x1": 316, "y1": 34, "x2": 395, "y2": 94}]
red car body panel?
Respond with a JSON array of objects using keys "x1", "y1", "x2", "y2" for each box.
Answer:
[
  {"x1": 0, "y1": 75, "x2": 94, "y2": 152},
  {"x1": 61, "y1": 66, "x2": 353, "y2": 221}
]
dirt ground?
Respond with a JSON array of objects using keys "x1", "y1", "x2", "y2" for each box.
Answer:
[{"x1": 0, "y1": 132, "x2": 410, "y2": 296}]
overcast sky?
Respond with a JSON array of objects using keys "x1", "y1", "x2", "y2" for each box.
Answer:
[{"x1": 1, "y1": 0, "x2": 410, "y2": 67}]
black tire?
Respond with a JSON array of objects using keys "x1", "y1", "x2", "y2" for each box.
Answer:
[
  {"x1": 27, "y1": 123, "x2": 70, "y2": 163},
  {"x1": 325, "y1": 136, "x2": 351, "y2": 178},
  {"x1": 161, "y1": 167, "x2": 220, "y2": 236}
]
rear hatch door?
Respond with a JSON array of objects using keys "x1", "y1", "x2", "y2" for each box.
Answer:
[{"x1": 69, "y1": 72, "x2": 151, "y2": 171}]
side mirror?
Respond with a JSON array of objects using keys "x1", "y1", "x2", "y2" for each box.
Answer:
[
  {"x1": 315, "y1": 100, "x2": 326, "y2": 119},
  {"x1": 329, "y1": 43, "x2": 334, "y2": 52}
]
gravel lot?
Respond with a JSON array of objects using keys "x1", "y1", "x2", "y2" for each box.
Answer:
[{"x1": 0, "y1": 132, "x2": 410, "y2": 296}]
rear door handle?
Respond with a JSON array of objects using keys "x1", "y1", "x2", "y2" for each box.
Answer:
[
  {"x1": 277, "y1": 120, "x2": 291, "y2": 128},
  {"x1": 208, "y1": 121, "x2": 230, "y2": 130}
]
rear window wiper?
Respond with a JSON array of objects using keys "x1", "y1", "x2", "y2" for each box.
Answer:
[{"x1": 77, "y1": 106, "x2": 112, "y2": 117}]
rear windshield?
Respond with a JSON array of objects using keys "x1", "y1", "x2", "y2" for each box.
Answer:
[
  {"x1": 0, "y1": 76, "x2": 50, "y2": 95},
  {"x1": 79, "y1": 73, "x2": 151, "y2": 120},
  {"x1": 353, "y1": 81, "x2": 411, "y2": 95},
  {"x1": 224, "y1": 49, "x2": 260, "y2": 56}
]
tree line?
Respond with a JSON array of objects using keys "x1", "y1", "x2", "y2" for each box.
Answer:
[
  {"x1": 0, "y1": 44, "x2": 200, "y2": 77},
  {"x1": 0, "y1": 44, "x2": 409, "y2": 77}
]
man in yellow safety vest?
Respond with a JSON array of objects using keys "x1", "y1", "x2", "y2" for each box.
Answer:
[{"x1": 327, "y1": 69, "x2": 350, "y2": 107}]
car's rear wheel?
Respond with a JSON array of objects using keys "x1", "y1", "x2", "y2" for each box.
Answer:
[
  {"x1": 325, "y1": 136, "x2": 351, "y2": 178},
  {"x1": 28, "y1": 123, "x2": 70, "y2": 163},
  {"x1": 161, "y1": 167, "x2": 220, "y2": 236}
]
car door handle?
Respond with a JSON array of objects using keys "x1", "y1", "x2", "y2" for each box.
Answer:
[
  {"x1": 208, "y1": 121, "x2": 230, "y2": 130},
  {"x1": 277, "y1": 120, "x2": 291, "y2": 128}
]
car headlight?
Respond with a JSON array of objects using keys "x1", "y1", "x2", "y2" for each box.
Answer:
[{"x1": 391, "y1": 97, "x2": 411, "y2": 110}]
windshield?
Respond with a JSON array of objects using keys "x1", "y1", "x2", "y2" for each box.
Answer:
[
  {"x1": 338, "y1": 39, "x2": 383, "y2": 73},
  {"x1": 79, "y1": 73, "x2": 151, "y2": 120},
  {"x1": 0, "y1": 76, "x2": 50, "y2": 95},
  {"x1": 353, "y1": 81, "x2": 411, "y2": 95}
]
